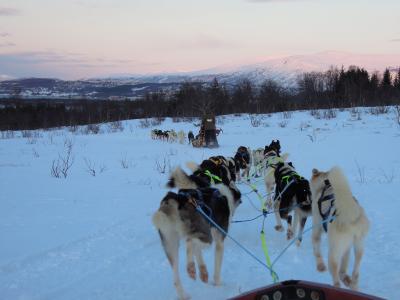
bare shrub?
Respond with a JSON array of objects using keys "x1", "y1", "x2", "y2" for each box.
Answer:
[
  {"x1": 278, "y1": 120, "x2": 288, "y2": 128},
  {"x1": 310, "y1": 109, "x2": 321, "y2": 119},
  {"x1": 369, "y1": 106, "x2": 389, "y2": 115},
  {"x1": 355, "y1": 160, "x2": 366, "y2": 184},
  {"x1": 307, "y1": 128, "x2": 318, "y2": 143},
  {"x1": 51, "y1": 140, "x2": 74, "y2": 178},
  {"x1": 249, "y1": 114, "x2": 261, "y2": 127},
  {"x1": 83, "y1": 157, "x2": 107, "y2": 176},
  {"x1": 1, "y1": 131, "x2": 15, "y2": 139},
  {"x1": 32, "y1": 148, "x2": 40, "y2": 158},
  {"x1": 85, "y1": 124, "x2": 102, "y2": 134},
  {"x1": 378, "y1": 168, "x2": 395, "y2": 184},
  {"x1": 394, "y1": 105, "x2": 400, "y2": 125},
  {"x1": 47, "y1": 132, "x2": 56, "y2": 144},
  {"x1": 21, "y1": 130, "x2": 32, "y2": 138},
  {"x1": 151, "y1": 117, "x2": 164, "y2": 126},
  {"x1": 349, "y1": 107, "x2": 362, "y2": 120},
  {"x1": 139, "y1": 119, "x2": 151, "y2": 128},
  {"x1": 323, "y1": 109, "x2": 337, "y2": 119},
  {"x1": 27, "y1": 136, "x2": 37, "y2": 144},
  {"x1": 172, "y1": 117, "x2": 184, "y2": 123},
  {"x1": 84, "y1": 157, "x2": 96, "y2": 176},
  {"x1": 299, "y1": 121, "x2": 311, "y2": 131},
  {"x1": 282, "y1": 111, "x2": 293, "y2": 119},
  {"x1": 107, "y1": 121, "x2": 124, "y2": 133},
  {"x1": 155, "y1": 156, "x2": 171, "y2": 174},
  {"x1": 216, "y1": 116, "x2": 225, "y2": 125},
  {"x1": 68, "y1": 125, "x2": 79, "y2": 134},
  {"x1": 120, "y1": 153, "x2": 130, "y2": 169}
]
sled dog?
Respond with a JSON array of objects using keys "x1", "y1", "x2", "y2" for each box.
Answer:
[
  {"x1": 153, "y1": 169, "x2": 241, "y2": 300},
  {"x1": 251, "y1": 148, "x2": 265, "y2": 177},
  {"x1": 263, "y1": 140, "x2": 289, "y2": 209},
  {"x1": 310, "y1": 167, "x2": 369, "y2": 290},
  {"x1": 272, "y1": 161, "x2": 312, "y2": 245},
  {"x1": 234, "y1": 146, "x2": 251, "y2": 181}
]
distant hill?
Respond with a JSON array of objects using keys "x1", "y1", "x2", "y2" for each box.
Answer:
[{"x1": 1, "y1": 51, "x2": 399, "y2": 100}]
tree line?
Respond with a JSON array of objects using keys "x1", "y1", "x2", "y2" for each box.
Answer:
[{"x1": 1, "y1": 66, "x2": 399, "y2": 130}]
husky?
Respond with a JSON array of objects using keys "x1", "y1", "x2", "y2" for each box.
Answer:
[
  {"x1": 251, "y1": 148, "x2": 265, "y2": 177},
  {"x1": 272, "y1": 161, "x2": 312, "y2": 245},
  {"x1": 208, "y1": 155, "x2": 241, "y2": 183},
  {"x1": 188, "y1": 131, "x2": 195, "y2": 144},
  {"x1": 234, "y1": 146, "x2": 251, "y2": 181},
  {"x1": 310, "y1": 167, "x2": 369, "y2": 290},
  {"x1": 153, "y1": 168, "x2": 241, "y2": 300},
  {"x1": 177, "y1": 130, "x2": 186, "y2": 144},
  {"x1": 263, "y1": 140, "x2": 289, "y2": 210}
]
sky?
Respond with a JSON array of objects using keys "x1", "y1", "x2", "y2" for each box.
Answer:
[{"x1": 0, "y1": 0, "x2": 399, "y2": 79}]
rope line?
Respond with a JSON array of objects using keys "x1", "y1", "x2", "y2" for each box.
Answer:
[{"x1": 195, "y1": 205, "x2": 279, "y2": 280}]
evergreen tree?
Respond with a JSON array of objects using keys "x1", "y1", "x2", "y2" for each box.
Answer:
[
  {"x1": 394, "y1": 68, "x2": 400, "y2": 89},
  {"x1": 381, "y1": 68, "x2": 392, "y2": 87}
]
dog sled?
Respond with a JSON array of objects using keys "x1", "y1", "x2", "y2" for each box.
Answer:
[
  {"x1": 229, "y1": 280, "x2": 384, "y2": 300},
  {"x1": 191, "y1": 114, "x2": 219, "y2": 148}
]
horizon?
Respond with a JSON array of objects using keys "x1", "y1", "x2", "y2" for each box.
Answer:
[{"x1": 1, "y1": 0, "x2": 399, "y2": 80}]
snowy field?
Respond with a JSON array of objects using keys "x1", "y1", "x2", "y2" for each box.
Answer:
[{"x1": 1, "y1": 107, "x2": 399, "y2": 300}]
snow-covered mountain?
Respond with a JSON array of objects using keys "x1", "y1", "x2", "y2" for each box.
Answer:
[{"x1": 1, "y1": 51, "x2": 399, "y2": 99}]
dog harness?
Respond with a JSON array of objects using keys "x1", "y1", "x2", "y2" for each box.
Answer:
[
  {"x1": 178, "y1": 188, "x2": 223, "y2": 224},
  {"x1": 203, "y1": 170, "x2": 222, "y2": 184},
  {"x1": 274, "y1": 163, "x2": 311, "y2": 208},
  {"x1": 318, "y1": 179, "x2": 336, "y2": 232},
  {"x1": 265, "y1": 151, "x2": 284, "y2": 169}
]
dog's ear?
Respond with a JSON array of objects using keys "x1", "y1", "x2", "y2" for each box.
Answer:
[
  {"x1": 186, "y1": 161, "x2": 199, "y2": 172},
  {"x1": 166, "y1": 177, "x2": 175, "y2": 188},
  {"x1": 312, "y1": 168, "x2": 320, "y2": 176}
]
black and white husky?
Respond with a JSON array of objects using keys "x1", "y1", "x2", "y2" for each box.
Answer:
[
  {"x1": 263, "y1": 141, "x2": 289, "y2": 209},
  {"x1": 153, "y1": 167, "x2": 241, "y2": 300},
  {"x1": 310, "y1": 167, "x2": 369, "y2": 290},
  {"x1": 272, "y1": 161, "x2": 312, "y2": 245},
  {"x1": 234, "y1": 146, "x2": 251, "y2": 181}
]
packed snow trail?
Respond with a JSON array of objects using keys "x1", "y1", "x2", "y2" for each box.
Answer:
[{"x1": 1, "y1": 109, "x2": 399, "y2": 299}]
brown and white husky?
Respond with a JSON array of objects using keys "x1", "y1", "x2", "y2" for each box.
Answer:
[{"x1": 153, "y1": 167, "x2": 241, "y2": 300}]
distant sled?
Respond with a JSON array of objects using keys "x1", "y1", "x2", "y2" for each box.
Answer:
[{"x1": 229, "y1": 280, "x2": 384, "y2": 300}]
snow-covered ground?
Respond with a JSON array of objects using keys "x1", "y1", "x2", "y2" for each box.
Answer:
[{"x1": 0, "y1": 108, "x2": 399, "y2": 300}]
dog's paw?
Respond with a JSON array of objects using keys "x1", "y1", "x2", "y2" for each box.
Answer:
[
  {"x1": 274, "y1": 225, "x2": 284, "y2": 232},
  {"x1": 187, "y1": 262, "x2": 196, "y2": 280},
  {"x1": 213, "y1": 277, "x2": 222, "y2": 286},
  {"x1": 286, "y1": 230, "x2": 294, "y2": 240},
  {"x1": 199, "y1": 265, "x2": 208, "y2": 283},
  {"x1": 333, "y1": 281, "x2": 341, "y2": 288},
  {"x1": 341, "y1": 274, "x2": 352, "y2": 287},
  {"x1": 178, "y1": 294, "x2": 191, "y2": 300},
  {"x1": 295, "y1": 239, "x2": 302, "y2": 247},
  {"x1": 317, "y1": 262, "x2": 327, "y2": 272}
]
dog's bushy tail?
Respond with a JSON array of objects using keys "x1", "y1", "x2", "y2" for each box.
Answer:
[
  {"x1": 152, "y1": 204, "x2": 180, "y2": 266},
  {"x1": 328, "y1": 166, "x2": 361, "y2": 225},
  {"x1": 167, "y1": 166, "x2": 197, "y2": 189}
]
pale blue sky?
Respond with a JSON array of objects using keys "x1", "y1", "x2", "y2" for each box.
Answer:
[{"x1": 0, "y1": 0, "x2": 399, "y2": 78}]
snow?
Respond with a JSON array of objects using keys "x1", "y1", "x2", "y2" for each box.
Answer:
[{"x1": 0, "y1": 108, "x2": 399, "y2": 299}]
